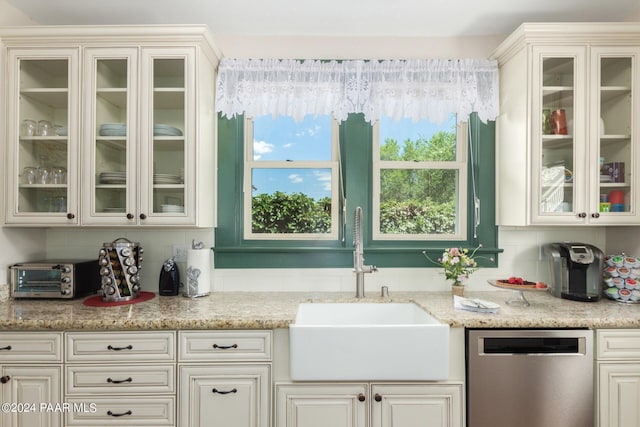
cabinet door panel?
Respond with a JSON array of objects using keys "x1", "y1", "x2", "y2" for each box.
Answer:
[
  {"x1": 599, "y1": 363, "x2": 640, "y2": 427},
  {"x1": 531, "y1": 45, "x2": 588, "y2": 224},
  {"x1": 590, "y1": 47, "x2": 640, "y2": 225},
  {"x1": 139, "y1": 48, "x2": 197, "y2": 225},
  {"x1": 179, "y1": 364, "x2": 270, "y2": 427},
  {"x1": 82, "y1": 47, "x2": 138, "y2": 225},
  {"x1": 275, "y1": 383, "x2": 367, "y2": 427},
  {"x1": 5, "y1": 48, "x2": 80, "y2": 225},
  {"x1": 0, "y1": 365, "x2": 62, "y2": 427},
  {"x1": 371, "y1": 384, "x2": 463, "y2": 427}
]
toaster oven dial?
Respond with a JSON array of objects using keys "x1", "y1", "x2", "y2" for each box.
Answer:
[
  {"x1": 61, "y1": 289, "x2": 71, "y2": 295},
  {"x1": 61, "y1": 277, "x2": 71, "y2": 284},
  {"x1": 60, "y1": 266, "x2": 71, "y2": 273}
]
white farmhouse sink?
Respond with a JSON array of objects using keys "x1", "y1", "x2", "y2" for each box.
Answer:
[{"x1": 289, "y1": 303, "x2": 449, "y2": 381}]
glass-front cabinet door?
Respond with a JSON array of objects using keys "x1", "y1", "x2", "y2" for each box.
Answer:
[
  {"x1": 139, "y1": 48, "x2": 195, "y2": 225},
  {"x1": 532, "y1": 46, "x2": 587, "y2": 224},
  {"x1": 590, "y1": 47, "x2": 640, "y2": 225},
  {"x1": 82, "y1": 48, "x2": 138, "y2": 225},
  {"x1": 5, "y1": 48, "x2": 79, "y2": 225},
  {"x1": 532, "y1": 45, "x2": 640, "y2": 225}
]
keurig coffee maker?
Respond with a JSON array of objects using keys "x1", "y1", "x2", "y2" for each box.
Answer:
[{"x1": 543, "y1": 242, "x2": 603, "y2": 302}]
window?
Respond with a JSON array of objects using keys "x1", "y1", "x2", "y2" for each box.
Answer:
[
  {"x1": 215, "y1": 113, "x2": 498, "y2": 269},
  {"x1": 244, "y1": 115, "x2": 340, "y2": 240},
  {"x1": 373, "y1": 114, "x2": 467, "y2": 240}
]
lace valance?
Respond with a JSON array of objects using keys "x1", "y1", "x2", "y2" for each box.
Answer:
[{"x1": 215, "y1": 58, "x2": 499, "y2": 123}]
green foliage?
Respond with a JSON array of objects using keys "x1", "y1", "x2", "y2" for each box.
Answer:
[
  {"x1": 251, "y1": 130, "x2": 458, "y2": 236},
  {"x1": 380, "y1": 199, "x2": 456, "y2": 234},
  {"x1": 252, "y1": 191, "x2": 331, "y2": 234},
  {"x1": 379, "y1": 130, "x2": 458, "y2": 233}
]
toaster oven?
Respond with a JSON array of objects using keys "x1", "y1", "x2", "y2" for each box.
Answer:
[{"x1": 9, "y1": 260, "x2": 100, "y2": 299}]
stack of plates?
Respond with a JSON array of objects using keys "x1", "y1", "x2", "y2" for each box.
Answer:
[
  {"x1": 153, "y1": 124, "x2": 183, "y2": 136},
  {"x1": 99, "y1": 123, "x2": 126, "y2": 136},
  {"x1": 161, "y1": 204, "x2": 184, "y2": 213},
  {"x1": 99, "y1": 171, "x2": 126, "y2": 184},
  {"x1": 154, "y1": 173, "x2": 182, "y2": 184}
]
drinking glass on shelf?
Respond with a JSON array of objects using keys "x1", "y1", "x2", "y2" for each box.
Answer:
[
  {"x1": 52, "y1": 166, "x2": 67, "y2": 184},
  {"x1": 21, "y1": 119, "x2": 36, "y2": 137},
  {"x1": 22, "y1": 166, "x2": 37, "y2": 184},
  {"x1": 36, "y1": 167, "x2": 51, "y2": 185},
  {"x1": 37, "y1": 120, "x2": 52, "y2": 136}
]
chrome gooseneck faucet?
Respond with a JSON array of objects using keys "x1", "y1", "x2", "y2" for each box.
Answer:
[{"x1": 353, "y1": 207, "x2": 377, "y2": 298}]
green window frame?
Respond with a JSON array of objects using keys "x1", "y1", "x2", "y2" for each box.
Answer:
[{"x1": 215, "y1": 113, "x2": 499, "y2": 269}]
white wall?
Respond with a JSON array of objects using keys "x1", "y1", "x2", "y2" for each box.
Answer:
[
  {"x1": 0, "y1": 1, "x2": 41, "y2": 287},
  {"x1": 0, "y1": 1, "x2": 36, "y2": 26}
]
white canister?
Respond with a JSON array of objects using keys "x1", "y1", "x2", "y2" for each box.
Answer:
[{"x1": 184, "y1": 247, "x2": 212, "y2": 298}]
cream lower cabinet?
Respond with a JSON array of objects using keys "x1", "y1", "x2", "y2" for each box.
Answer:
[
  {"x1": 178, "y1": 331, "x2": 272, "y2": 427},
  {"x1": 0, "y1": 332, "x2": 63, "y2": 427},
  {"x1": 64, "y1": 331, "x2": 176, "y2": 426},
  {"x1": 275, "y1": 383, "x2": 464, "y2": 427},
  {"x1": 597, "y1": 329, "x2": 640, "y2": 427}
]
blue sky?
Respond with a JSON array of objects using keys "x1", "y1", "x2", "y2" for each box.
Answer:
[{"x1": 251, "y1": 114, "x2": 455, "y2": 199}]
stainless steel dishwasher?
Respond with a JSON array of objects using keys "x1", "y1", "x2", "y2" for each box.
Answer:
[{"x1": 467, "y1": 329, "x2": 593, "y2": 427}]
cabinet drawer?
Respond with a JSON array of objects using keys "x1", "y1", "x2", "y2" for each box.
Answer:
[
  {"x1": 66, "y1": 364, "x2": 175, "y2": 394},
  {"x1": 597, "y1": 329, "x2": 640, "y2": 359},
  {"x1": 65, "y1": 396, "x2": 175, "y2": 426},
  {"x1": 66, "y1": 331, "x2": 175, "y2": 362},
  {"x1": 0, "y1": 332, "x2": 63, "y2": 362},
  {"x1": 179, "y1": 330, "x2": 272, "y2": 362}
]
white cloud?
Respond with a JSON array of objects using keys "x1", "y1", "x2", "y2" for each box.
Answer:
[
  {"x1": 314, "y1": 171, "x2": 332, "y2": 191},
  {"x1": 253, "y1": 139, "x2": 274, "y2": 160},
  {"x1": 295, "y1": 124, "x2": 323, "y2": 137},
  {"x1": 288, "y1": 174, "x2": 303, "y2": 184},
  {"x1": 283, "y1": 143, "x2": 295, "y2": 148}
]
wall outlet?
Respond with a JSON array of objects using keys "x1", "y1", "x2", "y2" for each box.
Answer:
[{"x1": 172, "y1": 244, "x2": 189, "y2": 263}]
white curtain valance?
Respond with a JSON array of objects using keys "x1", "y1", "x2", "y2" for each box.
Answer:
[{"x1": 215, "y1": 58, "x2": 499, "y2": 124}]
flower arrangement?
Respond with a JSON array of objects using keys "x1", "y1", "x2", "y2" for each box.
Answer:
[{"x1": 422, "y1": 245, "x2": 482, "y2": 287}]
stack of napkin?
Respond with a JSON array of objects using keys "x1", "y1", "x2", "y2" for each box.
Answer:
[{"x1": 454, "y1": 295, "x2": 500, "y2": 313}]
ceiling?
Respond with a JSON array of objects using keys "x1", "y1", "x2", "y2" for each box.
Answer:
[{"x1": 5, "y1": 0, "x2": 640, "y2": 37}]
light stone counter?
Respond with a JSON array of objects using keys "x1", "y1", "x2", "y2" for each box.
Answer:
[{"x1": 0, "y1": 290, "x2": 638, "y2": 330}]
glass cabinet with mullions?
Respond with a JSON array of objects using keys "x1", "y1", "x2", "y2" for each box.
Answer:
[
  {"x1": 532, "y1": 45, "x2": 639, "y2": 225},
  {"x1": 6, "y1": 49, "x2": 80, "y2": 225}
]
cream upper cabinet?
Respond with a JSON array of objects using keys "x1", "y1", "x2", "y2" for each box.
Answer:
[
  {"x1": 1, "y1": 26, "x2": 218, "y2": 227},
  {"x1": 492, "y1": 23, "x2": 640, "y2": 226},
  {"x1": 4, "y1": 48, "x2": 80, "y2": 225}
]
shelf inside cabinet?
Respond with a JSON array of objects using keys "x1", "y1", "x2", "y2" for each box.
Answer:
[
  {"x1": 600, "y1": 86, "x2": 631, "y2": 102},
  {"x1": 96, "y1": 89, "x2": 127, "y2": 108},
  {"x1": 542, "y1": 135, "x2": 573, "y2": 149},
  {"x1": 153, "y1": 89, "x2": 185, "y2": 109},
  {"x1": 20, "y1": 89, "x2": 69, "y2": 109},
  {"x1": 601, "y1": 135, "x2": 631, "y2": 144}
]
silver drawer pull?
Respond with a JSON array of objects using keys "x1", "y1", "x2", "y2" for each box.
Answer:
[
  {"x1": 107, "y1": 345, "x2": 133, "y2": 351},
  {"x1": 212, "y1": 388, "x2": 238, "y2": 395},
  {"x1": 107, "y1": 377, "x2": 133, "y2": 384},
  {"x1": 0, "y1": 345, "x2": 11, "y2": 351},
  {"x1": 107, "y1": 410, "x2": 132, "y2": 417},
  {"x1": 213, "y1": 344, "x2": 238, "y2": 350}
]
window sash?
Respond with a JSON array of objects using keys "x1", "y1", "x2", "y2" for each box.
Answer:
[
  {"x1": 372, "y1": 122, "x2": 468, "y2": 240},
  {"x1": 243, "y1": 117, "x2": 340, "y2": 240}
]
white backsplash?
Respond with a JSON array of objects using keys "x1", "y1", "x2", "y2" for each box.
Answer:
[{"x1": 41, "y1": 226, "x2": 608, "y2": 293}]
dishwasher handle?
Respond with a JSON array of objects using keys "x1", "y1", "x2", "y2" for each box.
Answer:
[{"x1": 481, "y1": 336, "x2": 586, "y2": 355}]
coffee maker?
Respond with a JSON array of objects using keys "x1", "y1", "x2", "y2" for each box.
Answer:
[{"x1": 543, "y1": 242, "x2": 603, "y2": 302}]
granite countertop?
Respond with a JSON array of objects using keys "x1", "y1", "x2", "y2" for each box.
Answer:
[
  {"x1": 0, "y1": 290, "x2": 640, "y2": 330},
  {"x1": 0, "y1": 290, "x2": 639, "y2": 330}
]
